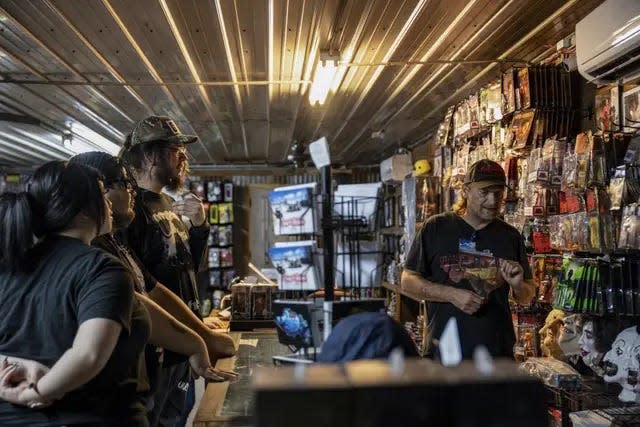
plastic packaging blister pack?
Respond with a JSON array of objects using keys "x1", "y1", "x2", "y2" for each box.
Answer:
[
  {"x1": 562, "y1": 153, "x2": 578, "y2": 191},
  {"x1": 618, "y1": 204, "x2": 640, "y2": 249},
  {"x1": 519, "y1": 357, "x2": 582, "y2": 390}
]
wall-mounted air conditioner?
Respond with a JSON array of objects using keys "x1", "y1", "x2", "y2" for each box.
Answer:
[{"x1": 576, "y1": 0, "x2": 640, "y2": 84}]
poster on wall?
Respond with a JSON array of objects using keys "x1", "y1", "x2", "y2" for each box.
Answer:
[{"x1": 623, "y1": 85, "x2": 640, "y2": 133}]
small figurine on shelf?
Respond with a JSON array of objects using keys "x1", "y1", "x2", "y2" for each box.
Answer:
[{"x1": 538, "y1": 309, "x2": 565, "y2": 360}]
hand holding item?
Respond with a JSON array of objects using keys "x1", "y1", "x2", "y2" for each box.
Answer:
[
  {"x1": 173, "y1": 193, "x2": 206, "y2": 227},
  {"x1": 499, "y1": 259, "x2": 524, "y2": 287},
  {"x1": 451, "y1": 288, "x2": 486, "y2": 315}
]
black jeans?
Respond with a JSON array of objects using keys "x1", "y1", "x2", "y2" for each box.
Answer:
[{"x1": 148, "y1": 361, "x2": 192, "y2": 427}]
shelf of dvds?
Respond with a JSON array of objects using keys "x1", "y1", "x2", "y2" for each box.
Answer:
[{"x1": 189, "y1": 179, "x2": 237, "y2": 302}]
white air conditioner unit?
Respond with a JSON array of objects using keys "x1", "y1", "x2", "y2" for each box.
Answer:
[{"x1": 576, "y1": 0, "x2": 640, "y2": 84}]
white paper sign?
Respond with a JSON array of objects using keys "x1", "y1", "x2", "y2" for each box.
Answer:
[
  {"x1": 309, "y1": 137, "x2": 331, "y2": 169},
  {"x1": 439, "y1": 317, "x2": 462, "y2": 367}
]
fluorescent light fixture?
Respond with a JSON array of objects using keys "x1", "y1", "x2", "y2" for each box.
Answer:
[
  {"x1": 68, "y1": 122, "x2": 121, "y2": 155},
  {"x1": 309, "y1": 52, "x2": 342, "y2": 105}
]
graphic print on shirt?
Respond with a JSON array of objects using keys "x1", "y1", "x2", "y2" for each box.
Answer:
[
  {"x1": 152, "y1": 209, "x2": 200, "y2": 311},
  {"x1": 153, "y1": 210, "x2": 190, "y2": 258},
  {"x1": 439, "y1": 249, "x2": 502, "y2": 298}
]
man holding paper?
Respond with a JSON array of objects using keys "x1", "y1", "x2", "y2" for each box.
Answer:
[{"x1": 401, "y1": 159, "x2": 535, "y2": 359}]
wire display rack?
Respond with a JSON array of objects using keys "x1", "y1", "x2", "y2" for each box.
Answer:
[
  {"x1": 329, "y1": 193, "x2": 385, "y2": 298},
  {"x1": 592, "y1": 406, "x2": 640, "y2": 426},
  {"x1": 546, "y1": 379, "x2": 640, "y2": 427}
]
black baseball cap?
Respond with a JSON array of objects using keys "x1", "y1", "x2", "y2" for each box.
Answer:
[
  {"x1": 122, "y1": 116, "x2": 198, "y2": 151},
  {"x1": 464, "y1": 159, "x2": 506, "y2": 188}
]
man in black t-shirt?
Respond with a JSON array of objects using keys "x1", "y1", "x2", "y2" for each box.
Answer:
[
  {"x1": 402, "y1": 159, "x2": 535, "y2": 359},
  {"x1": 120, "y1": 116, "x2": 210, "y2": 427}
]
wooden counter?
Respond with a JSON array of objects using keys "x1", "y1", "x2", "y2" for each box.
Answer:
[{"x1": 193, "y1": 330, "x2": 288, "y2": 427}]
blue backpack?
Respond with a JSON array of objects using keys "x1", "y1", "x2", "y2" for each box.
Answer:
[{"x1": 319, "y1": 311, "x2": 419, "y2": 363}]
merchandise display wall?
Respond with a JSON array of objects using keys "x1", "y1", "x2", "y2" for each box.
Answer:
[
  {"x1": 2, "y1": 1, "x2": 639, "y2": 425},
  {"x1": 420, "y1": 48, "x2": 640, "y2": 425}
]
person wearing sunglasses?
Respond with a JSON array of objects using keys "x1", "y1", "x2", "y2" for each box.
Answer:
[{"x1": 401, "y1": 159, "x2": 535, "y2": 360}]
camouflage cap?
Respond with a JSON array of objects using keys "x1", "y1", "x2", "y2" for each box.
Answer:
[{"x1": 122, "y1": 116, "x2": 197, "y2": 151}]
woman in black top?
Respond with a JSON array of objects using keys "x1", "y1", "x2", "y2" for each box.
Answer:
[{"x1": 0, "y1": 161, "x2": 150, "y2": 426}]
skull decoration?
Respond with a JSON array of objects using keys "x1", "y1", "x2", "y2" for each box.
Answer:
[
  {"x1": 603, "y1": 326, "x2": 640, "y2": 403},
  {"x1": 558, "y1": 314, "x2": 581, "y2": 357}
]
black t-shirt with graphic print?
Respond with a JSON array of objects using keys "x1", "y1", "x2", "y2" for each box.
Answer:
[
  {"x1": 0, "y1": 235, "x2": 150, "y2": 426},
  {"x1": 123, "y1": 188, "x2": 208, "y2": 316},
  {"x1": 122, "y1": 189, "x2": 208, "y2": 368},
  {"x1": 405, "y1": 212, "x2": 532, "y2": 359}
]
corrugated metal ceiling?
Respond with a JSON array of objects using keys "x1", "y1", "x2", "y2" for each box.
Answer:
[{"x1": 0, "y1": 0, "x2": 604, "y2": 168}]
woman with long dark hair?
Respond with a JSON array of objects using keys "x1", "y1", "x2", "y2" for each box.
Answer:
[{"x1": 0, "y1": 161, "x2": 150, "y2": 426}]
